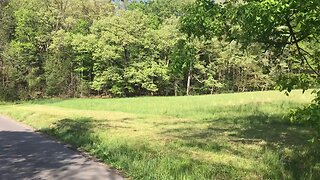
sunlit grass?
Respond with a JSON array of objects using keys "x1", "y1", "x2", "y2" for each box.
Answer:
[{"x1": 0, "y1": 90, "x2": 319, "y2": 179}]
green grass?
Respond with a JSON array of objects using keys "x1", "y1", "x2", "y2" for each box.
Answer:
[{"x1": 1, "y1": 90, "x2": 320, "y2": 179}]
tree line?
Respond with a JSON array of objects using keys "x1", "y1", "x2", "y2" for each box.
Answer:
[
  {"x1": 0, "y1": 0, "x2": 317, "y2": 101},
  {"x1": 181, "y1": 0, "x2": 320, "y2": 135}
]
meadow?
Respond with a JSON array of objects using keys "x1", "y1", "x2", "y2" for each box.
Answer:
[{"x1": 1, "y1": 90, "x2": 319, "y2": 179}]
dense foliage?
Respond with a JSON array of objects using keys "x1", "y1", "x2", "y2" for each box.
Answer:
[
  {"x1": 181, "y1": 0, "x2": 320, "y2": 136},
  {"x1": 182, "y1": 0, "x2": 320, "y2": 91},
  {"x1": 0, "y1": 0, "x2": 281, "y2": 100},
  {"x1": 1, "y1": 0, "x2": 320, "y2": 178}
]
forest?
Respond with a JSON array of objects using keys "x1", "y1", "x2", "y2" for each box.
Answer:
[
  {"x1": 1, "y1": 0, "x2": 318, "y2": 100},
  {"x1": 1, "y1": 0, "x2": 320, "y2": 179}
]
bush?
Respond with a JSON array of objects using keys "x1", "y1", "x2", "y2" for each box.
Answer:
[
  {"x1": 290, "y1": 90, "x2": 320, "y2": 137},
  {"x1": 0, "y1": 87, "x2": 19, "y2": 101}
]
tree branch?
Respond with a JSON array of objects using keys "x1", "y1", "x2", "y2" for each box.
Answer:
[
  {"x1": 299, "y1": 48, "x2": 320, "y2": 76},
  {"x1": 286, "y1": 19, "x2": 320, "y2": 77}
]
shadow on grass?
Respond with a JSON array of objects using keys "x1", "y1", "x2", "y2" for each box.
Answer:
[
  {"x1": 159, "y1": 112, "x2": 320, "y2": 179},
  {"x1": 40, "y1": 118, "x2": 162, "y2": 178},
  {"x1": 42, "y1": 118, "x2": 101, "y2": 148},
  {"x1": 36, "y1": 114, "x2": 320, "y2": 179},
  {"x1": 39, "y1": 117, "x2": 264, "y2": 179},
  {"x1": 236, "y1": 114, "x2": 320, "y2": 179}
]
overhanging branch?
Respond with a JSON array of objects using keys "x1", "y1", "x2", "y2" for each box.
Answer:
[{"x1": 286, "y1": 19, "x2": 320, "y2": 77}]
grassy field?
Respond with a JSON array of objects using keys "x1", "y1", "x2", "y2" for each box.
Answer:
[{"x1": 1, "y1": 90, "x2": 320, "y2": 179}]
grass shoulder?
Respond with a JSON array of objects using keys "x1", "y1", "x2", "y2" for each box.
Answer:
[{"x1": 0, "y1": 90, "x2": 319, "y2": 179}]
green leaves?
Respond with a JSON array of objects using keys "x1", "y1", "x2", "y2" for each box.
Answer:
[
  {"x1": 181, "y1": 0, "x2": 224, "y2": 38},
  {"x1": 4, "y1": 0, "x2": 317, "y2": 99},
  {"x1": 125, "y1": 61, "x2": 169, "y2": 93},
  {"x1": 290, "y1": 90, "x2": 320, "y2": 137}
]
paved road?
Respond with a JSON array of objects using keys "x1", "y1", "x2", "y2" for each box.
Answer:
[{"x1": 0, "y1": 116, "x2": 124, "y2": 180}]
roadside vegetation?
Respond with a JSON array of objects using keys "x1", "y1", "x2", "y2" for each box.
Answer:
[
  {"x1": 1, "y1": 90, "x2": 319, "y2": 179},
  {"x1": 1, "y1": 0, "x2": 320, "y2": 179}
]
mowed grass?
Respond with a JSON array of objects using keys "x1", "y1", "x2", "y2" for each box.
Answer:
[{"x1": 1, "y1": 90, "x2": 320, "y2": 179}]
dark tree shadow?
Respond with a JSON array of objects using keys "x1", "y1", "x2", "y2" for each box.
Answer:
[
  {"x1": 235, "y1": 114, "x2": 320, "y2": 179},
  {"x1": 159, "y1": 112, "x2": 320, "y2": 179},
  {"x1": 42, "y1": 118, "x2": 131, "y2": 148},
  {"x1": 42, "y1": 118, "x2": 102, "y2": 148}
]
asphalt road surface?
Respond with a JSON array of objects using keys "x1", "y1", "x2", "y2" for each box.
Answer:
[{"x1": 0, "y1": 116, "x2": 124, "y2": 180}]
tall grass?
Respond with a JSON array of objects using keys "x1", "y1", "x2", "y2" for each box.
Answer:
[
  {"x1": 1, "y1": 90, "x2": 319, "y2": 179},
  {"x1": 31, "y1": 90, "x2": 313, "y2": 119}
]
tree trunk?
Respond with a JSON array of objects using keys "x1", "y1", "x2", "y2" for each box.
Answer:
[
  {"x1": 124, "y1": 46, "x2": 129, "y2": 63},
  {"x1": 174, "y1": 79, "x2": 178, "y2": 96},
  {"x1": 186, "y1": 67, "x2": 192, "y2": 96}
]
